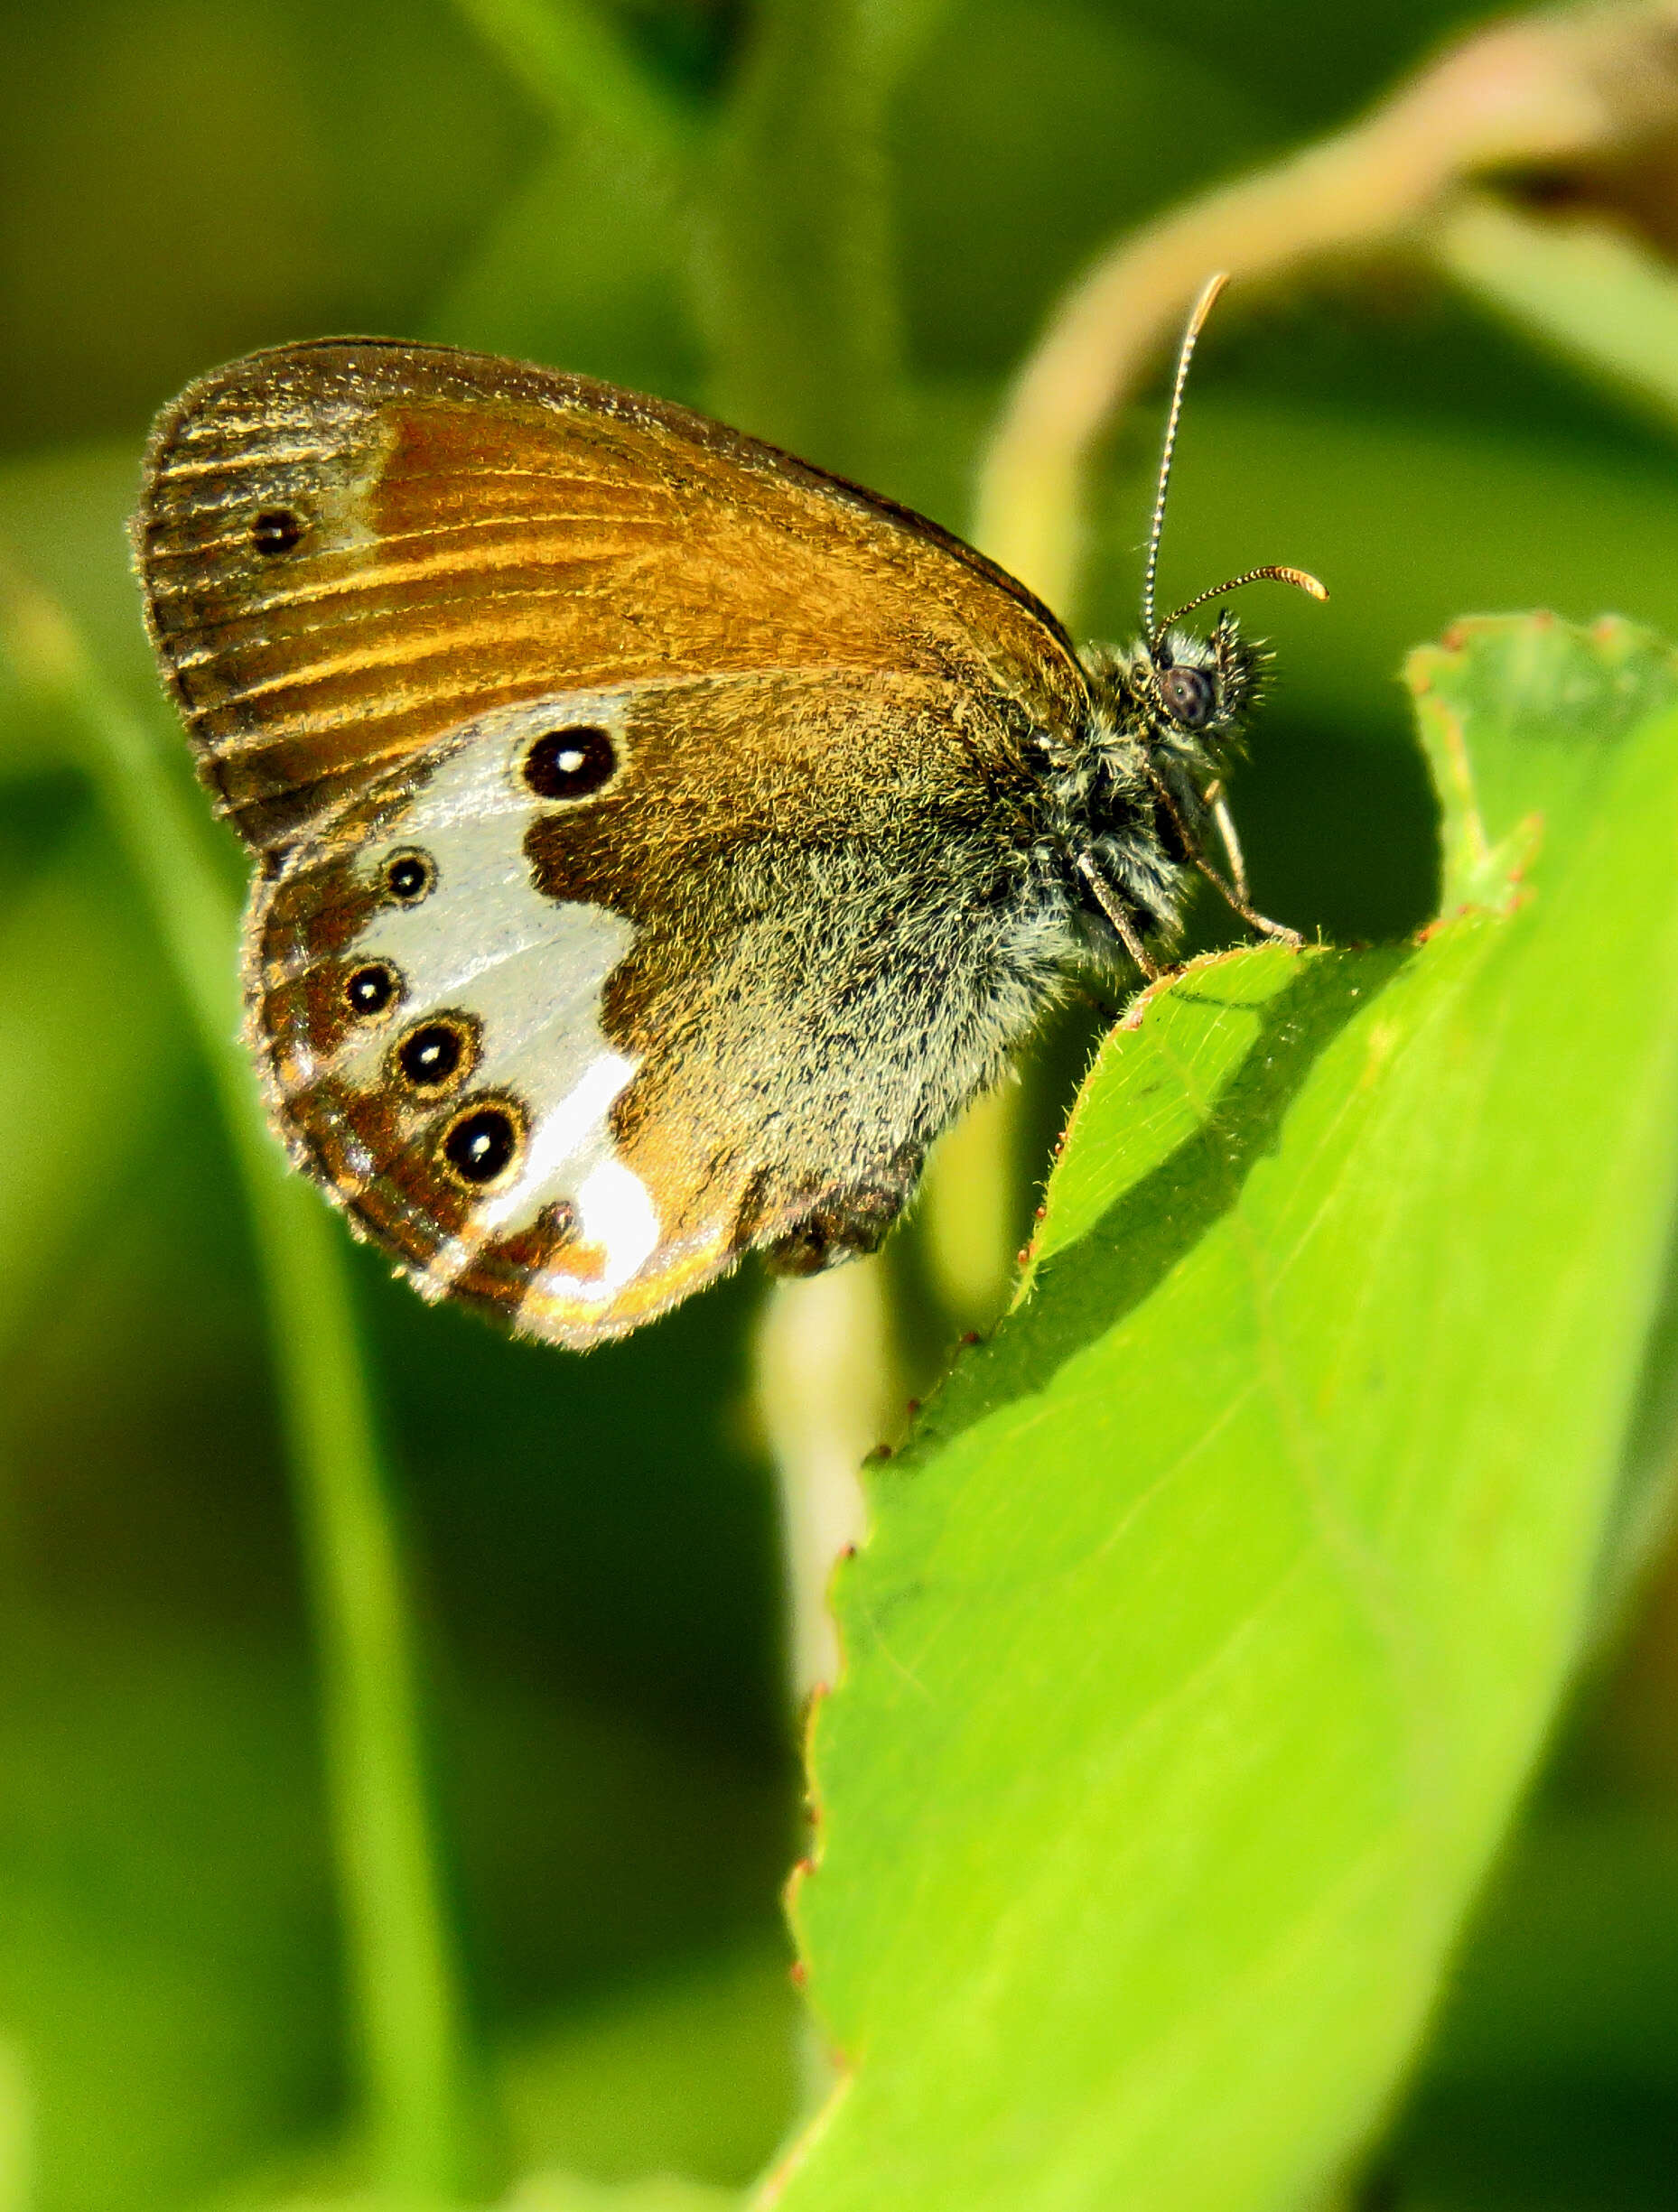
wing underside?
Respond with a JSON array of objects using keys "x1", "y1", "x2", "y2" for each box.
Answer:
[{"x1": 138, "y1": 341, "x2": 1089, "y2": 1342}]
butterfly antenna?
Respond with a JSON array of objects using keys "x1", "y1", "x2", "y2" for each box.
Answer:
[
  {"x1": 1141, "y1": 272, "x2": 1229, "y2": 643},
  {"x1": 1156, "y1": 564, "x2": 1328, "y2": 636}
]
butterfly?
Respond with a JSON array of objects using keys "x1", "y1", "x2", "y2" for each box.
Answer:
[{"x1": 131, "y1": 274, "x2": 1323, "y2": 1349}]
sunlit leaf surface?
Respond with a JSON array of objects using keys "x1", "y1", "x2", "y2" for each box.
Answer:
[{"x1": 780, "y1": 616, "x2": 1678, "y2": 2212}]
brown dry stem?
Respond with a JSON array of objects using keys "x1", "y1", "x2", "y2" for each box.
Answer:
[
  {"x1": 755, "y1": 1259, "x2": 898, "y2": 1704},
  {"x1": 975, "y1": 0, "x2": 1678, "y2": 619}
]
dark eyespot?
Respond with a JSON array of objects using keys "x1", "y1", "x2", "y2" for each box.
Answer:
[
  {"x1": 523, "y1": 726, "x2": 616, "y2": 801},
  {"x1": 440, "y1": 1099, "x2": 525, "y2": 1189},
  {"x1": 384, "y1": 850, "x2": 435, "y2": 904},
  {"x1": 395, "y1": 1016, "x2": 476, "y2": 1095},
  {"x1": 1160, "y1": 665, "x2": 1215, "y2": 728},
  {"x1": 344, "y1": 962, "x2": 399, "y2": 1018},
  {"x1": 251, "y1": 508, "x2": 303, "y2": 556}
]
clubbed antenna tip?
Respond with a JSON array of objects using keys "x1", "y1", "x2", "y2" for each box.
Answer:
[{"x1": 1156, "y1": 563, "x2": 1328, "y2": 637}]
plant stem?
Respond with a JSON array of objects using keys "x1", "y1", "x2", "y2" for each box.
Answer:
[
  {"x1": 918, "y1": 1084, "x2": 1024, "y2": 1337},
  {"x1": 449, "y1": 0, "x2": 697, "y2": 161},
  {"x1": 756, "y1": 1264, "x2": 893, "y2": 1703},
  {"x1": 0, "y1": 572, "x2": 478, "y2": 2207},
  {"x1": 248, "y1": 1157, "x2": 478, "y2": 2207},
  {"x1": 690, "y1": 0, "x2": 917, "y2": 486}
]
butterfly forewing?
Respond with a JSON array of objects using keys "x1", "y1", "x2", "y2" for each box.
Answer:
[{"x1": 135, "y1": 340, "x2": 1086, "y2": 856}]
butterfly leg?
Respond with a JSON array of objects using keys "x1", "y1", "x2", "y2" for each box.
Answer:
[
  {"x1": 1075, "y1": 853, "x2": 1161, "y2": 980},
  {"x1": 1147, "y1": 773, "x2": 1301, "y2": 949},
  {"x1": 760, "y1": 1143, "x2": 926, "y2": 1278},
  {"x1": 1202, "y1": 777, "x2": 1251, "y2": 905}
]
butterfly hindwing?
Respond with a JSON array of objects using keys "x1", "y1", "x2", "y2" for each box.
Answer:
[{"x1": 255, "y1": 670, "x2": 1065, "y2": 1346}]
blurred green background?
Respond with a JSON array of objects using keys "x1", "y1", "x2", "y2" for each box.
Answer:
[{"x1": 6, "y1": 2, "x2": 1678, "y2": 2207}]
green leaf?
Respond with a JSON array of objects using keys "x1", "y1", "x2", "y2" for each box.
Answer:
[
  {"x1": 503, "y1": 2175, "x2": 740, "y2": 2212},
  {"x1": 1410, "y1": 612, "x2": 1678, "y2": 911},
  {"x1": 774, "y1": 614, "x2": 1678, "y2": 2212}
]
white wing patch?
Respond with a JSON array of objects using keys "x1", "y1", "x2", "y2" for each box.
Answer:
[
  {"x1": 571, "y1": 1156, "x2": 662, "y2": 1289},
  {"x1": 327, "y1": 692, "x2": 661, "y2": 1306}
]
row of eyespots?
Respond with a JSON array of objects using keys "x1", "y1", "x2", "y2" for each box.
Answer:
[
  {"x1": 341, "y1": 965, "x2": 481, "y2": 1095},
  {"x1": 338, "y1": 959, "x2": 523, "y2": 1190},
  {"x1": 321, "y1": 714, "x2": 616, "y2": 1195},
  {"x1": 455, "y1": 733, "x2": 611, "y2": 1184},
  {"x1": 370, "y1": 728, "x2": 611, "y2": 917}
]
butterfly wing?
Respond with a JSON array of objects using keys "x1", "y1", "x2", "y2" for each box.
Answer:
[
  {"x1": 137, "y1": 342, "x2": 1091, "y2": 1343},
  {"x1": 255, "y1": 668, "x2": 1068, "y2": 1343},
  {"x1": 135, "y1": 339, "x2": 1086, "y2": 855}
]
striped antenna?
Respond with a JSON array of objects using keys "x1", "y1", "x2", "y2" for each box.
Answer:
[
  {"x1": 1141, "y1": 272, "x2": 1229, "y2": 642},
  {"x1": 1156, "y1": 563, "x2": 1328, "y2": 636}
]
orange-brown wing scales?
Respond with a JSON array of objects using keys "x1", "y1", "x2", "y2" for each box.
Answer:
[
  {"x1": 251, "y1": 672, "x2": 1055, "y2": 1347},
  {"x1": 135, "y1": 339, "x2": 1088, "y2": 857}
]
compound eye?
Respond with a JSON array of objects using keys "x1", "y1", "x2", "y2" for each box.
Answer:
[
  {"x1": 1160, "y1": 664, "x2": 1215, "y2": 728},
  {"x1": 1160, "y1": 665, "x2": 1214, "y2": 726}
]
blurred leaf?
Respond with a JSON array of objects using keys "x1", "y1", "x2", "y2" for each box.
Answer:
[
  {"x1": 200, "y1": 1939, "x2": 793, "y2": 2212},
  {"x1": 1439, "y1": 195, "x2": 1678, "y2": 437},
  {"x1": 0, "y1": 449, "x2": 160, "y2": 721},
  {"x1": 0, "y1": 1632, "x2": 335, "y2": 2212},
  {"x1": 504, "y1": 2173, "x2": 740, "y2": 2210},
  {"x1": 890, "y1": 0, "x2": 1272, "y2": 376},
  {"x1": 776, "y1": 615, "x2": 1678, "y2": 2212},
  {"x1": 231, "y1": 2172, "x2": 742, "y2": 2212},
  {"x1": 1108, "y1": 0, "x2": 1475, "y2": 132},
  {"x1": 692, "y1": 0, "x2": 910, "y2": 482},
  {"x1": 0, "y1": 570, "x2": 480, "y2": 2200},
  {"x1": 449, "y1": 0, "x2": 698, "y2": 153},
  {"x1": 438, "y1": 0, "x2": 706, "y2": 392},
  {"x1": 0, "y1": 0, "x2": 541, "y2": 447},
  {"x1": 430, "y1": 134, "x2": 698, "y2": 396},
  {"x1": 0, "y1": 815, "x2": 184, "y2": 1357},
  {"x1": 0, "y1": 2041, "x2": 28, "y2": 2212},
  {"x1": 1419, "y1": 1809, "x2": 1678, "y2": 2089}
]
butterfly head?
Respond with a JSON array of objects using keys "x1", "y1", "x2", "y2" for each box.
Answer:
[
  {"x1": 1071, "y1": 271, "x2": 1325, "y2": 927},
  {"x1": 1078, "y1": 601, "x2": 1265, "y2": 776},
  {"x1": 1140, "y1": 608, "x2": 1261, "y2": 755},
  {"x1": 1064, "y1": 583, "x2": 1313, "y2": 957}
]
